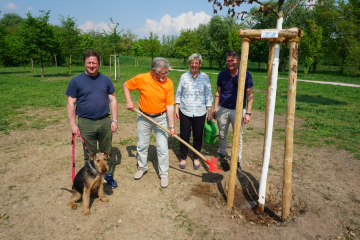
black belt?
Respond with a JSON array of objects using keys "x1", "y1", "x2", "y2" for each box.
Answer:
[
  {"x1": 139, "y1": 108, "x2": 166, "y2": 118},
  {"x1": 79, "y1": 113, "x2": 109, "y2": 120}
]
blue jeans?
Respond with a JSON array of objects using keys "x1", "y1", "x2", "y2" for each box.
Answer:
[
  {"x1": 136, "y1": 113, "x2": 169, "y2": 178},
  {"x1": 217, "y1": 106, "x2": 246, "y2": 163}
]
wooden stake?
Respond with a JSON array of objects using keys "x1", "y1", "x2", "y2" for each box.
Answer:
[
  {"x1": 227, "y1": 38, "x2": 251, "y2": 209},
  {"x1": 282, "y1": 40, "x2": 299, "y2": 220},
  {"x1": 263, "y1": 43, "x2": 275, "y2": 164}
]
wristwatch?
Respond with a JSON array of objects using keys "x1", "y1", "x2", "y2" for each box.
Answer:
[
  {"x1": 112, "y1": 120, "x2": 118, "y2": 123},
  {"x1": 245, "y1": 113, "x2": 251, "y2": 116}
]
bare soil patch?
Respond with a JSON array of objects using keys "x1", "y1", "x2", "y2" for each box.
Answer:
[{"x1": 0, "y1": 104, "x2": 359, "y2": 239}]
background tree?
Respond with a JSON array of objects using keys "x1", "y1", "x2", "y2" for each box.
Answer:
[
  {"x1": 80, "y1": 33, "x2": 95, "y2": 53},
  {"x1": 119, "y1": 29, "x2": 136, "y2": 56},
  {"x1": 131, "y1": 40, "x2": 143, "y2": 67},
  {"x1": 108, "y1": 17, "x2": 123, "y2": 55},
  {"x1": 141, "y1": 32, "x2": 161, "y2": 60},
  {"x1": 300, "y1": 19, "x2": 322, "y2": 77},
  {"x1": 160, "y1": 34, "x2": 177, "y2": 58},
  {"x1": 228, "y1": 27, "x2": 243, "y2": 56},
  {"x1": 59, "y1": 15, "x2": 81, "y2": 73},
  {"x1": 174, "y1": 29, "x2": 203, "y2": 68},
  {"x1": 0, "y1": 12, "x2": 23, "y2": 27},
  {"x1": 21, "y1": 10, "x2": 57, "y2": 77},
  {"x1": 207, "y1": 15, "x2": 232, "y2": 69}
]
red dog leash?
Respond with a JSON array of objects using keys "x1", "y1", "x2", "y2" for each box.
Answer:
[{"x1": 71, "y1": 133, "x2": 91, "y2": 182}]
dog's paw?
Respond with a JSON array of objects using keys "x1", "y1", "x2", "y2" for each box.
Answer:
[
  {"x1": 101, "y1": 197, "x2": 109, "y2": 202},
  {"x1": 69, "y1": 202, "x2": 77, "y2": 209},
  {"x1": 83, "y1": 210, "x2": 91, "y2": 215}
]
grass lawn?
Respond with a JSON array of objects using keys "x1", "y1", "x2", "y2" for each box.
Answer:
[{"x1": 0, "y1": 63, "x2": 359, "y2": 160}]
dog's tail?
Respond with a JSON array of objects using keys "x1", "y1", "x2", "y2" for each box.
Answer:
[{"x1": 61, "y1": 188, "x2": 74, "y2": 193}]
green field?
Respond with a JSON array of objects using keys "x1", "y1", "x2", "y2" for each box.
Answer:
[{"x1": 0, "y1": 61, "x2": 359, "y2": 160}]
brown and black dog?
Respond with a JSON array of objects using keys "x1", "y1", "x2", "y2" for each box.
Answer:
[{"x1": 65, "y1": 152, "x2": 110, "y2": 215}]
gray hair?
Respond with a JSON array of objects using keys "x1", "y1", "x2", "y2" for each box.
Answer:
[
  {"x1": 151, "y1": 57, "x2": 170, "y2": 71},
  {"x1": 225, "y1": 50, "x2": 240, "y2": 59},
  {"x1": 188, "y1": 53, "x2": 202, "y2": 64}
]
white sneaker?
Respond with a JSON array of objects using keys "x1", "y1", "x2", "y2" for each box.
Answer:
[
  {"x1": 160, "y1": 177, "x2": 168, "y2": 188},
  {"x1": 134, "y1": 168, "x2": 147, "y2": 180}
]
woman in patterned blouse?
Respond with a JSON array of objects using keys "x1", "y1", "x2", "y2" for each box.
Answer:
[{"x1": 175, "y1": 53, "x2": 213, "y2": 170}]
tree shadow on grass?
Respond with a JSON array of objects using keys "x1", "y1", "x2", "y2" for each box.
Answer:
[
  {"x1": 0, "y1": 71, "x2": 31, "y2": 74},
  {"x1": 292, "y1": 94, "x2": 346, "y2": 105},
  {"x1": 33, "y1": 73, "x2": 72, "y2": 78}
]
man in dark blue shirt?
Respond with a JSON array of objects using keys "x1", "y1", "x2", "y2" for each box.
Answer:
[
  {"x1": 212, "y1": 50, "x2": 253, "y2": 172},
  {"x1": 65, "y1": 50, "x2": 119, "y2": 188}
]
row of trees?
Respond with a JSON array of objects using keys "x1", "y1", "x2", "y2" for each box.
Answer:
[{"x1": 0, "y1": 0, "x2": 359, "y2": 76}]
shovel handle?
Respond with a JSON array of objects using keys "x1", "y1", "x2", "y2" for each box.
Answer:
[{"x1": 134, "y1": 109, "x2": 208, "y2": 162}]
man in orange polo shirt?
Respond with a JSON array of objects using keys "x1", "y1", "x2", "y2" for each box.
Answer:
[{"x1": 123, "y1": 57, "x2": 177, "y2": 188}]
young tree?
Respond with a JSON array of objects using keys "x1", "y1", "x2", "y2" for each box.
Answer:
[
  {"x1": 21, "y1": 10, "x2": 57, "y2": 77},
  {"x1": 59, "y1": 15, "x2": 81, "y2": 73}
]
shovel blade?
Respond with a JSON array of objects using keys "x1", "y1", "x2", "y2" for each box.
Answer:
[{"x1": 206, "y1": 158, "x2": 224, "y2": 172}]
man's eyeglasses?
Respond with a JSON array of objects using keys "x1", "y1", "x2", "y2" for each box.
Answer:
[
  {"x1": 156, "y1": 71, "x2": 169, "y2": 75},
  {"x1": 232, "y1": 77, "x2": 238, "y2": 86}
]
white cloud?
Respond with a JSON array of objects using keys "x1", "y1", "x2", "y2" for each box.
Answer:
[
  {"x1": 4, "y1": 3, "x2": 18, "y2": 9},
  {"x1": 78, "y1": 21, "x2": 115, "y2": 33},
  {"x1": 27, "y1": 6, "x2": 33, "y2": 11},
  {"x1": 137, "y1": 11, "x2": 211, "y2": 37}
]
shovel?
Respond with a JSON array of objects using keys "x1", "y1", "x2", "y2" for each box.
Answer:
[{"x1": 134, "y1": 109, "x2": 223, "y2": 172}]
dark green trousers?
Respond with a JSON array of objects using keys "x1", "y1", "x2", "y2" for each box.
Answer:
[{"x1": 78, "y1": 116, "x2": 115, "y2": 174}]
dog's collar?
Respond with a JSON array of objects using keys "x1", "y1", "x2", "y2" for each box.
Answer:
[{"x1": 88, "y1": 162, "x2": 105, "y2": 176}]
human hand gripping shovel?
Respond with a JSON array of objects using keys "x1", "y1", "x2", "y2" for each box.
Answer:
[{"x1": 134, "y1": 109, "x2": 223, "y2": 172}]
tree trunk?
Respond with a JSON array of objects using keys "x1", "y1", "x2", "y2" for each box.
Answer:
[
  {"x1": 69, "y1": 54, "x2": 72, "y2": 74},
  {"x1": 340, "y1": 53, "x2": 345, "y2": 74},
  {"x1": 184, "y1": 58, "x2": 187, "y2": 68},
  {"x1": 31, "y1": 55, "x2": 34, "y2": 69},
  {"x1": 40, "y1": 53, "x2": 44, "y2": 78},
  {"x1": 54, "y1": 54, "x2": 57, "y2": 67},
  {"x1": 312, "y1": 61, "x2": 317, "y2": 73}
]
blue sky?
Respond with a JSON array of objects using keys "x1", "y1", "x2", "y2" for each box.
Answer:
[{"x1": 0, "y1": 0, "x2": 259, "y2": 38}]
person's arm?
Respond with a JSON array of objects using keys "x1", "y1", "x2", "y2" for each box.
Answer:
[
  {"x1": 67, "y1": 96, "x2": 80, "y2": 136},
  {"x1": 109, "y1": 93, "x2": 118, "y2": 133},
  {"x1": 166, "y1": 105, "x2": 177, "y2": 137},
  {"x1": 175, "y1": 103, "x2": 180, "y2": 121},
  {"x1": 123, "y1": 82, "x2": 135, "y2": 111},
  {"x1": 212, "y1": 86, "x2": 221, "y2": 119},
  {"x1": 244, "y1": 87, "x2": 253, "y2": 124}
]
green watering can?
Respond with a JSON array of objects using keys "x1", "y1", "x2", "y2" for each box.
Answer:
[{"x1": 203, "y1": 119, "x2": 219, "y2": 144}]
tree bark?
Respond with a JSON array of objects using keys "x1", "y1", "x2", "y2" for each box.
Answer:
[
  {"x1": 40, "y1": 53, "x2": 44, "y2": 78},
  {"x1": 54, "y1": 54, "x2": 57, "y2": 67},
  {"x1": 69, "y1": 54, "x2": 72, "y2": 74},
  {"x1": 312, "y1": 61, "x2": 317, "y2": 73},
  {"x1": 31, "y1": 55, "x2": 34, "y2": 69}
]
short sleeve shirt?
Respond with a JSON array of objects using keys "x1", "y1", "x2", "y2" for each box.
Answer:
[
  {"x1": 125, "y1": 72, "x2": 175, "y2": 114},
  {"x1": 65, "y1": 72, "x2": 115, "y2": 119},
  {"x1": 217, "y1": 69, "x2": 253, "y2": 109}
]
